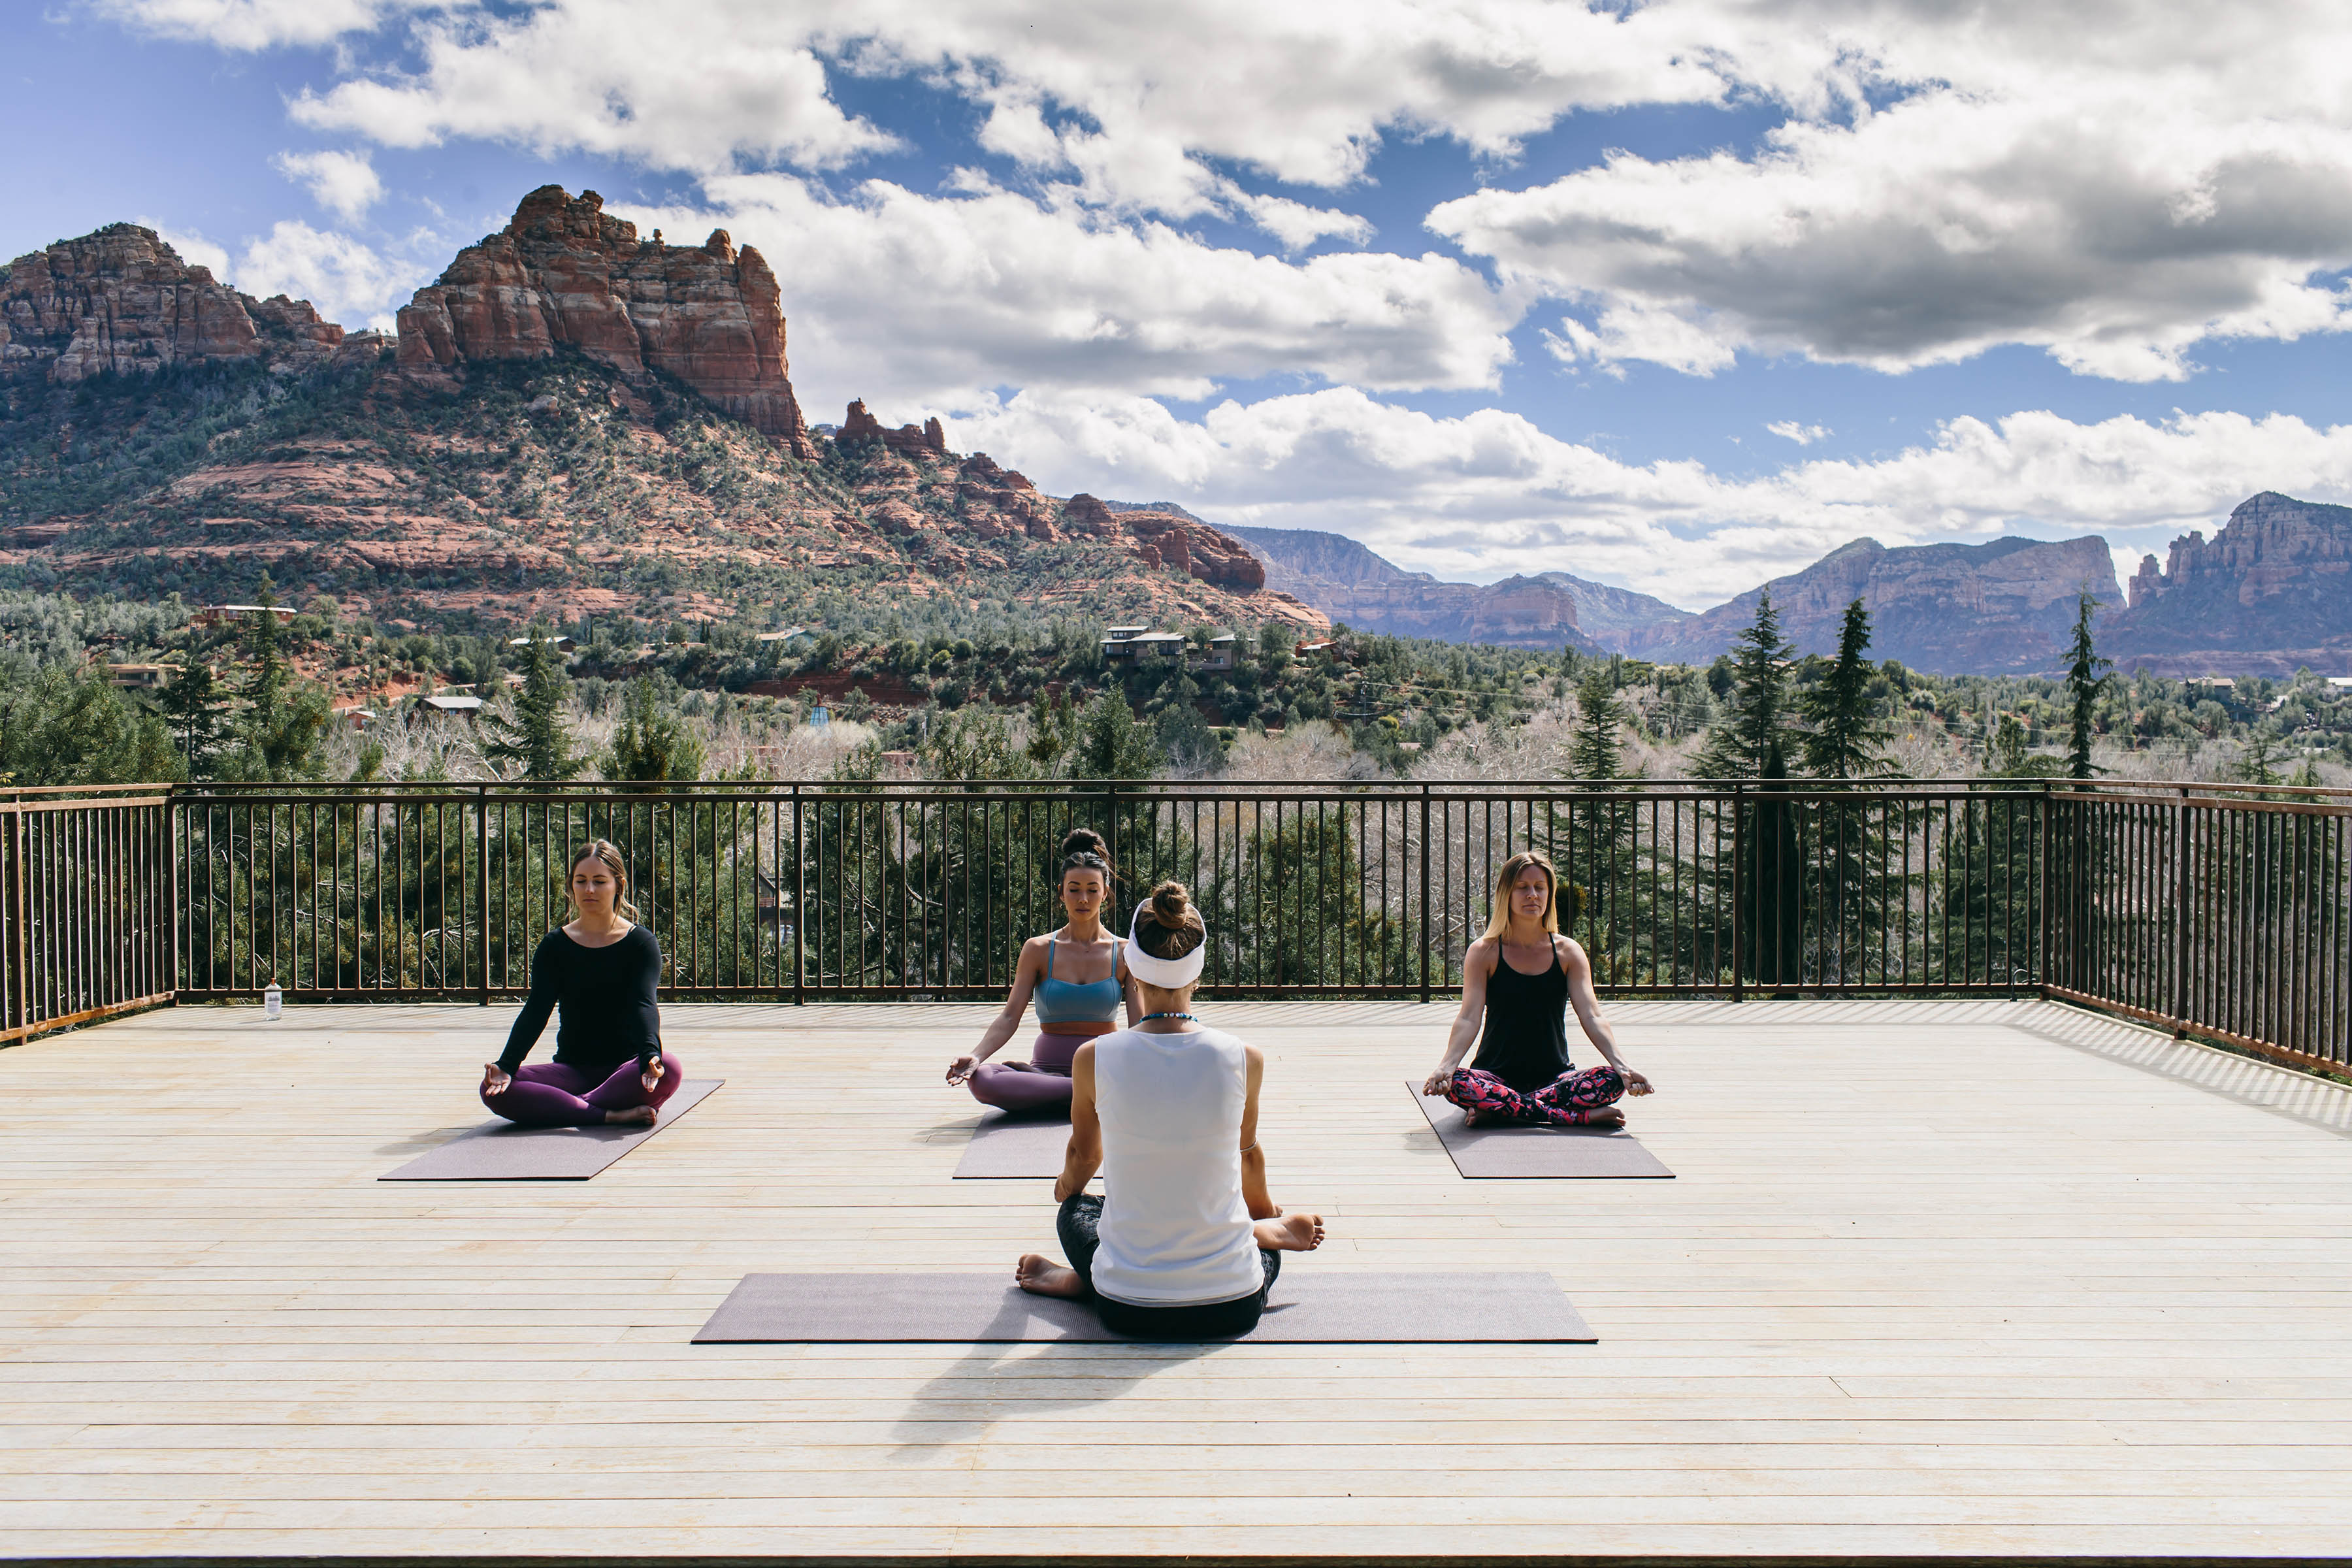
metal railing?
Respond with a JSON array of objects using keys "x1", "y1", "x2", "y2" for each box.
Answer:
[
  {"x1": 3, "y1": 778, "x2": 2348, "y2": 1076},
  {"x1": 2, "y1": 785, "x2": 175, "y2": 1045}
]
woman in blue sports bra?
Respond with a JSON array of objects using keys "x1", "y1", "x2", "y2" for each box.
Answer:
[{"x1": 947, "y1": 827, "x2": 1139, "y2": 1113}]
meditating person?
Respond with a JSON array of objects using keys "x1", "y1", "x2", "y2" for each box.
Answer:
[
  {"x1": 1015, "y1": 881, "x2": 1325, "y2": 1338},
  {"x1": 947, "y1": 828, "x2": 1137, "y2": 1115},
  {"x1": 480, "y1": 840, "x2": 682, "y2": 1129},
  {"x1": 1421, "y1": 848, "x2": 1654, "y2": 1128}
]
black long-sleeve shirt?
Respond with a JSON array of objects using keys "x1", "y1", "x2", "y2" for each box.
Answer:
[{"x1": 498, "y1": 926, "x2": 664, "y2": 1079}]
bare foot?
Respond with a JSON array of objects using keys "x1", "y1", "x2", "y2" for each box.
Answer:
[
  {"x1": 1015, "y1": 1253, "x2": 1086, "y2": 1298},
  {"x1": 1571, "y1": 1107, "x2": 1625, "y2": 1129},
  {"x1": 1254, "y1": 1213, "x2": 1324, "y2": 1252},
  {"x1": 1460, "y1": 1105, "x2": 1488, "y2": 1127},
  {"x1": 603, "y1": 1105, "x2": 657, "y2": 1128}
]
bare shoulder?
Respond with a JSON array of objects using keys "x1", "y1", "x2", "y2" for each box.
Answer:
[
  {"x1": 1463, "y1": 935, "x2": 1499, "y2": 973},
  {"x1": 1556, "y1": 934, "x2": 1592, "y2": 973}
]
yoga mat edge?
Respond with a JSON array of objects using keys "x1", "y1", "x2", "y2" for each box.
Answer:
[{"x1": 380, "y1": 1077, "x2": 723, "y2": 1181}]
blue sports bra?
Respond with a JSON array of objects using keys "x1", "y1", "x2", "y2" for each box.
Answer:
[{"x1": 1036, "y1": 938, "x2": 1122, "y2": 1025}]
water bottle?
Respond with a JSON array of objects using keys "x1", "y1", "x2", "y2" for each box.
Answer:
[{"x1": 264, "y1": 981, "x2": 282, "y2": 1021}]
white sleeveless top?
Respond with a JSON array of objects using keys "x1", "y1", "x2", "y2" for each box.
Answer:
[{"x1": 1090, "y1": 1025, "x2": 1264, "y2": 1307}]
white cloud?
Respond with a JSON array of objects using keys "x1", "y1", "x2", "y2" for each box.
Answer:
[
  {"x1": 93, "y1": 0, "x2": 440, "y2": 50},
  {"x1": 272, "y1": 149, "x2": 385, "y2": 221},
  {"x1": 1767, "y1": 421, "x2": 1830, "y2": 446},
  {"x1": 228, "y1": 220, "x2": 423, "y2": 330},
  {"x1": 291, "y1": 2, "x2": 898, "y2": 173},
  {"x1": 947, "y1": 389, "x2": 2352, "y2": 608},
  {"x1": 621, "y1": 174, "x2": 1516, "y2": 410},
  {"x1": 265, "y1": 1, "x2": 1721, "y2": 246},
  {"x1": 1431, "y1": 1, "x2": 2352, "y2": 381}
]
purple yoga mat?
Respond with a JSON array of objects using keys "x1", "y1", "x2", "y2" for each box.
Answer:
[
  {"x1": 694, "y1": 1270, "x2": 1595, "y2": 1343},
  {"x1": 952, "y1": 1111, "x2": 1071, "y2": 1178},
  {"x1": 1407, "y1": 1082, "x2": 1673, "y2": 1179},
  {"x1": 380, "y1": 1079, "x2": 723, "y2": 1180}
]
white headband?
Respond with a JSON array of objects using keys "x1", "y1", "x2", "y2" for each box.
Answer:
[{"x1": 1125, "y1": 904, "x2": 1206, "y2": 989}]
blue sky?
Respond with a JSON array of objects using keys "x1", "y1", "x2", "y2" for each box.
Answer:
[{"x1": 10, "y1": 1, "x2": 2352, "y2": 609}]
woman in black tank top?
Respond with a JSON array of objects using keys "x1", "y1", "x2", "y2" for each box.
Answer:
[{"x1": 1420, "y1": 849, "x2": 1654, "y2": 1126}]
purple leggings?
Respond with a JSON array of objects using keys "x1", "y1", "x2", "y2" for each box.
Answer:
[
  {"x1": 1445, "y1": 1064, "x2": 1624, "y2": 1126},
  {"x1": 483, "y1": 1053, "x2": 684, "y2": 1128},
  {"x1": 970, "y1": 1033, "x2": 1081, "y2": 1113}
]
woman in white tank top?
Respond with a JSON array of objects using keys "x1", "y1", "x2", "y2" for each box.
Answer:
[{"x1": 1015, "y1": 880, "x2": 1326, "y2": 1339}]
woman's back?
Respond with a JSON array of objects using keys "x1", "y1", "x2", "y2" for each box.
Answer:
[{"x1": 1090, "y1": 1026, "x2": 1262, "y2": 1307}]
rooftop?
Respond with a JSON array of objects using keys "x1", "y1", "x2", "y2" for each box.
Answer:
[{"x1": 5, "y1": 998, "x2": 2350, "y2": 1556}]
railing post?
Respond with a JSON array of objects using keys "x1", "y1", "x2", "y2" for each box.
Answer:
[
  {"x1": 1730, "y1": 783, "x2": 1745, "y2": 1003},
  {"x1": 475, "y1": 786, "x2": 491, "y2": 1005},
  {"x1": 2173, "y1": 786, "x2": 2192, "y2": 1033},
  {"x1": 165, "y1": 791, "x2": 180, "y2": 1003},
  {"x1": 1418, "y1": 783, "x2": 1432, "y2": 1004},
  {"x1": 7, "y1": 802, "x2": 24, "y2": 1039},
  {"x1": 791, "y1": 783, "x2": 805, "y2": 1006}
]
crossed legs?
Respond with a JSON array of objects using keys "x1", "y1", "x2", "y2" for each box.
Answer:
[
  {"x1": 483, "y1": 1052, "x2": 685, "y2": 1128},
  {"x1": 1444, "y1": 1064, "x2": 1625, "y2": 1127}
]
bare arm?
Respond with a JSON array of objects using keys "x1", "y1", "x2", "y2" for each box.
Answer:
[
  {"x1": 1239, "y1": 1043, "x2": 1279, "y2": 1219},
  {"x1": 1120, "y1": 952, "x2": 1143, "y2": 1028},
  {"x1": 1560, "y1": 937, "x2": 1653, "y2": 1095},
  {"x1": 1053, "y1": 1045, "x2": 1104, "y2": 1201},
  {"x1": 947, "y1": 938, "x2": 1045, "y2": 1085},
  {"x1": 1420, "y1": 940, "x2": 1494, "y2": 1096}
]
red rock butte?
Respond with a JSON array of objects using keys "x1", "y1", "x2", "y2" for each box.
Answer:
[
  {"x1": 396, "y1": 186, "x2": 817, "y2": 457},
  {"x1": 0, "y1": 223, "x2": 373, "y2": 384}
]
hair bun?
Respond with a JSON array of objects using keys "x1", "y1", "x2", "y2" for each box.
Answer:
[
  {"x1": 1060, "y1": 826, "x2": 1108, "y2": 859},
  {"x1": 1150, "y1": 881, "x2": 1191, "y2": 924}
]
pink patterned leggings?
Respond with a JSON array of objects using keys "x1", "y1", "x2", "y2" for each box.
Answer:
[{"x1": 1445, "y1": 1064, "x2": 1625, "y2": 1126}]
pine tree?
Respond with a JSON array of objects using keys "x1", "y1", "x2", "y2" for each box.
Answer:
[
  {"x1": 1570, "y1": 666, "x2": 1626, "y2": 781},
  {"x1": 1697, "y1": 590, "x2": 1792, "y2": 778},
  {"x1": 1073, "y1": 691, "x2": 1159, "y2": 779},
  {"x1": 244, "y1": 574, "x2": 286, "y2": 736},
  {"x1": 485, "y1": 629, "x2": 583, "y2": 780},
  {"x1": 1800, "y1": 598, "x2": 1892, "y2": 779},
  {"x1": 2065, "y1": 589, "x2": 2110, "y2": 780},
  {"x1": 159, "y1": 658, "x2": 227, "y2": 775},
  {"x1": 606, "y1": 676, "x2": 706, "y2": 782}
]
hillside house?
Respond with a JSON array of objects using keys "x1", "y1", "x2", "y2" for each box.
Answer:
[
  {"x1": 1103, "y1": 629, "x2": 1186, "y2": 661},
  {"x1": 1188, "y1": 632, "x2": 1238, "y2": 672},
  {"x1": 103, "y1": 663, "x2": 174, "y2": 690},
  {"x1": 193, "y1": 604, "x2": 296, "y2": 629}
]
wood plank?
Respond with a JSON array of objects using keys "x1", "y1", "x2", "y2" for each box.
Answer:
[{"x1": 3, "y1": 999, "x2": 2351, "y2": 1554}]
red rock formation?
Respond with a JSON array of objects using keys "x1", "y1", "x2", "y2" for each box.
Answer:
[
  {"x1": 955, "y1": 451, "x2": 1056, "y2": 540},
  {"x1": 397, "y1": 186, "x2": 817, "y2": 457},
  {"x1": 1120, "y1": 509, "x2": 1267, "y2": 591},
  {"x1": 836, "y1": 399, "x2": 947, "y2": 457},
  {"x1": 2105, "y1": 493, "x2": 2352, "y2": 668},
  {"x1": 1, "y1": 225, "x2": 265, "y2": 384}
]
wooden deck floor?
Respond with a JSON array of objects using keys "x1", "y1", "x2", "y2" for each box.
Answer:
[{"x1": 5, "y1": 997, "x2": 2352, "y2": 1558}]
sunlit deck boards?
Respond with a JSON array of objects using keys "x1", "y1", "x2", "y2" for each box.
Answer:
[{"x1": 5, "y1": 997, "x2": 2352, "y2": 1558}]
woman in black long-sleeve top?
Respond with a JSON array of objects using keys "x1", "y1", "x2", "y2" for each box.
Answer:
[{"x1": 480, "y1": 840, "x2": 682, "y2": 1128}]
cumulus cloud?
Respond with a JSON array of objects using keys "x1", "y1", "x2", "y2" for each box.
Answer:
[
  {"x1": 93, "y1": 0, "x2": 436, "y2": 50},
  {"x1": 622, "y1": 174, "x2": 1516, "y2": 408},
  {"x1": 1767, "y1": 421, "x2": 1830, "y2": 446},
  {"x1": 1432, "y1": 0, "x2": 2352, "y2": 381},
  {"x1": 272, "y1": 149, "x2": 385, "y2": 221},
  {"x1": 261, "y1": 1, "x2": 1721, "y2": 246},
  {"x1": 291, "y1": 2, "x2": 897, "y2": 172},
  {"x1": 948, "y1": 389, "x2": 2352, "y2": 606},
  {"x1": 229, "y1": 220, "x2": 422, "y2": 329}
]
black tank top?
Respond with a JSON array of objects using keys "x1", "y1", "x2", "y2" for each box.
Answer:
[{"x1": 1471, "y1": 941, "x2": 1573, "y2": 1092}]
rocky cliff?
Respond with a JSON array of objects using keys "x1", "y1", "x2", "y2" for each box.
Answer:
[
  {"x1": 2103, "y1": 493, "x2": 2352, "y2": 674},
  {"x1": 397, "y1": 186, "x2": 817, "y2": 457},
  {"x1": 1618, "y1": 535, "x2": 2121, "y2": 674},
  {"x1": 1220, "y1": 524, "x2": 1629, "y2": 652},
  {"x1": 1, "y1": 224, "x2": 383, "y2": 387}
]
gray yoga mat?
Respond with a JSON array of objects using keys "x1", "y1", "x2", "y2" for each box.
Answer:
[
  {"x1": 381, "y1": 1079, "x2": 723, "y2": 1180},
  {"x1": 694, "y1": 1270, "x2": 1595, "y2": 1343},
  {"x1": 1408, "y1": 1082, "x2": 1673, "y2": 1179},
  {"x1": 952, "y1": 1111, "x2": 1071, "y2": 1178}
]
